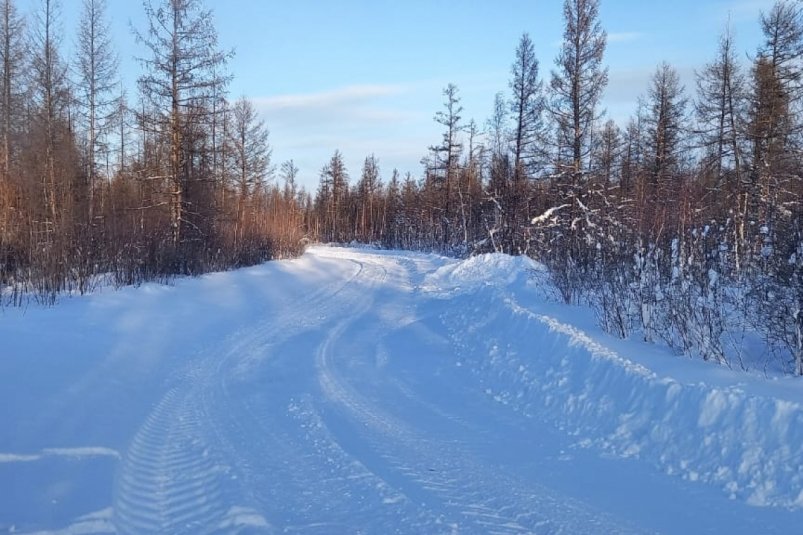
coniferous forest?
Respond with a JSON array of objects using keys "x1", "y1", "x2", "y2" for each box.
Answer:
[{"x1": 2, "y1": 0, "x2": 803, "y2": 375}]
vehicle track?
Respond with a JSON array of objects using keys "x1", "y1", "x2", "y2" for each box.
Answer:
[
  {"x1": 313, "y1": 253, "x2": 646, "y2": 534},
  {"x1": 113, "y1": 248, "x2": 647, "y2": 534},
  {"x1": 112, "y1": 255, "x2": 365, "y2": 533}
]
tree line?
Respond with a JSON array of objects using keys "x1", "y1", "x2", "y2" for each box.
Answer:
[
  {"x1": 305, "y1": 0, "x2": 803, "y2": 376},
  {"x1": 2, "y1": 0, "x2": 802, "y2": 375},
  {"x1": 0, "y1": 0, "x2": 305, "y2": 305}
]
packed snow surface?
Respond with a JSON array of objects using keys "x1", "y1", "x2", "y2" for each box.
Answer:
[{"x1": 1, "y1": 246, "x2": 802, "y2": 534}]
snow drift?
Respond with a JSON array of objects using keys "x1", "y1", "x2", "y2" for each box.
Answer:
[{"x1": 426, "y1": 253, "x2": 803, "y2": 509}]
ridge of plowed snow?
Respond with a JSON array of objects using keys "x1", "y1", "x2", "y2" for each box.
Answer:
[
  {"x1": 425, "y1": 252, "x2": 542, "y2": 291},
  {"x1": 429, "y1": 252, "x2": 803, "y2": 509}
]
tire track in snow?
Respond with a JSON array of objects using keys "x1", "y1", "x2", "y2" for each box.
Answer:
[
  {"x1": 198, "y1": 253, "x2": 447, "y2": 532},
  {"x1": 113, "y1": 251, "x2": 428, "y2": 532},
  {"x1": 113, "y1": 387, "x2": 232, "y2": 534},
  {"x1": 317, "y1": 318, "x2": 536, "y2": 533},
  {"x1": 314, "y1": 254, "x2": 648, "y2": 534},
  {"x1": 314, "y1": 259, "x2": 536, "y2": 533},
  {"x1": 110, "y1": 258, "x2": 367, "y2": 533}
]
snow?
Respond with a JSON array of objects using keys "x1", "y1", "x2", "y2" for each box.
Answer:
[
  {"x1": 0, "y1": 449, "x2": 119, "y2": 464},
  {"x1": 1, "y1": 246, "x2": 802, "y2": 534},
  {"x1": 531, "y1": 204, "x2": 572, "y2": 225}
]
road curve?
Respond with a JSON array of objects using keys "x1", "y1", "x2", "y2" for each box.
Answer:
[{"x1": 111, "y1": 247, "x2": 644, "y2": 534}]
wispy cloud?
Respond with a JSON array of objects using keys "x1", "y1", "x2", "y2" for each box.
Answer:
[
  {"x1": 253, "y1": 84, "x2": 416, "y2": 130},
  {"x1": 251, "y1": 84, "x2": 431, "y2": 186},
  {"x1": 256, "y1": 84, "x2": 406, "y2": 111},
  {"x1": 608, "y1": 32, "x2": 644, "y2": 44}
]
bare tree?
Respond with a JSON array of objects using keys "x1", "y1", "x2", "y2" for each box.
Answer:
[
  {"x1": 695, "y1": 24, "x2": 746, "y2": 193},
  {"x1": 315, "y1": 150, "x2": 348, "y2": 243},
  {"x1": 0, "y1": 0, "x2": 23, "y2": 185},
  {"x1": 280, "y1": 159, "x2": 299, "y2": 203},
  {"x1": 550, "y1": 0, "x2": 608, "y2": 183},
  {"x1": 75, "y1": 0, "x2": 118, "y2": 221},
  {"x1": 355, "y1": 154, "x2": 381, "y2": 242},
  {"x1": 135, "y1": 0, "x2": 231, "y2": 246},
  {"x1": 509, "y1": 33, "x2": 545, "y2": 180},
  {"x1": 646, "y1": 62, "x2": 688, "y2": 232},
  {"x1": 228, "y1": 96, "x2": 271, "y2": 249},
  {"x1": 429, "y1": 83, "x2": 464, "y2": 247},
  {"x1": 30, "y1": 0, "x2": 74, "y2": 230}
]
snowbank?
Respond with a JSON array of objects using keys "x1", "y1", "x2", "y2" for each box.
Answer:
[
  {"x1": 424, "y1": 253, "x2": 543, "y2": 292},
  {"x1": 429, "y1": 253, "x2": 803, "y2": 509}
]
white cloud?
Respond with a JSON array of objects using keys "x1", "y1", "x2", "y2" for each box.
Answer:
[
  {"x1": 255, "y1": 84, "x2": 406, "y2": 111},
  {"x1": 252, "y1": 84, "x2": 417, "y2": 132},
  {"x1": 250, "y1": 84, "x2": 433, "y2": 188},
  {"x1": 608, "y1": 32, "x2": 644, "y2": 44}
]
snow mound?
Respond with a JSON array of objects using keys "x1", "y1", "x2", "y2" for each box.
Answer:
[
  {"x1": 438, "y1": 253, "x2": 803, "y2": 509},
  {"x1": 424, "y1": 253, "x2": 542, "y2": 292}
]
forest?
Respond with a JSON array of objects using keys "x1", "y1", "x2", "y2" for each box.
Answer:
[{"x1": 1, "y1": 0, "x2": 802, "y2": 376}]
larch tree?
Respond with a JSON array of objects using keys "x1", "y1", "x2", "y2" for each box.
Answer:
[
  {"x1": 75, "y1": 0, "x2": 118, "y2": 221},
  {"x1": 534, "y1": 0, "x2": 607, "y2": 302},
  {"x1": 280, "y1": 159, "x2": 299, "y2": 203},
  {"x1": 620, "y1": 99, "x2": 648, "y2": 199},
  {"x1": 506, "y1": 33, "x2": 544, "y2": 252},
  {"x1": 0, "y1": 0, "x2": 24, "y2": 273},
  {"x1": 509, "y1": 33, "x2": 544, "y2": 180},
  {"x1": 114, "y1": 83, "x2": 132, "y2": 175},
  {"x1": 487, "y1": 91, "x2": 509, "y2": 160},
  {"x1": 227, "y1": 97, "x2": 271, "y2": 250},
  {"x1": 695, "y1": 24, "x2": 746, "y2": 196},
  {"x1": 0, "y1": 0, "x2": 23, "y2": 184},
  {"x1": 429, "y1": 83, "x2": 464, "y2": 247},
  {"x1": 135, "y1": 0, "x2": 231, "y2": 247},
  {"x1": 30, "y1": 0, "x2": 72, "y2": 231},
  {"x1": 694, "y1": 24, "x2": 748, "y2": 270},
  {"x1": 355, "y1": 154, "x2": 380, "y2": 242},
  {"x1": 759, "y1": 0, "x2": 803, "y2": 104},
  {"x1": 315, "y1": 150, "x2": 348, "y2": 243},
  {"x1": 593, "y1": 119, "x2": 622, "y2": 189},
  {"x1": 383, "y1": 168, "x2": 402, "y2": 248},
  {"x1": 646, "y1": 62, "x2": 687, "y2": 236},
  {"x1": 485, "y1": 92, "x2": 512, "y2": 251},
  {"x1": 747, "y1": 0, "x2": 802, "y2": 229},
  {"x1": 550, "y1": 0, "x2": 608, "y2": 184}
]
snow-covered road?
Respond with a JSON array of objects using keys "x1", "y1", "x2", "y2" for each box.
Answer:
[{"x1": 1, "y1": 247, "x2": 801, "y2": 534}]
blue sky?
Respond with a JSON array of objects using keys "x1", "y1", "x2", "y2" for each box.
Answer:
[{"x1": 34, "y1": 0, "x2": 776, "y2": 189}]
